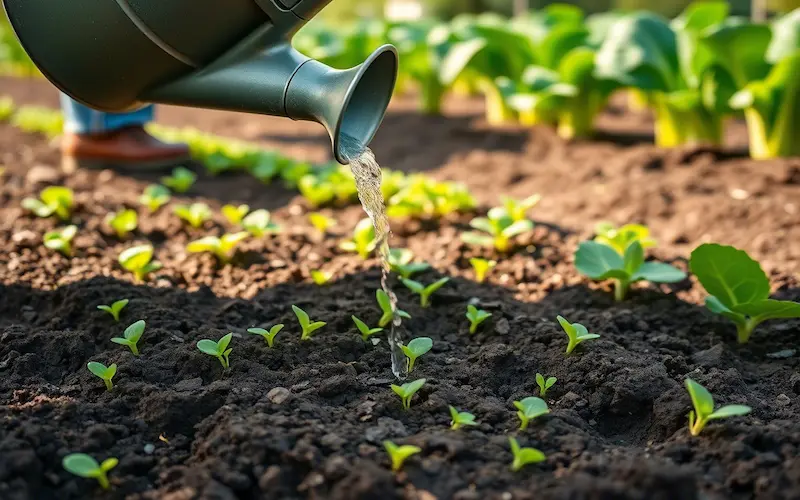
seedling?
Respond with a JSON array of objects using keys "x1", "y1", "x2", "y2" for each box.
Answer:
[
  {"x1": 685, "y1": 378, "x2": 751, "y2": 436},
  {"x1": 111, "y1": 319, "x2": 145, "y2": 356},
  {"x1": 690, "y1": 243, "x2": 800, "y2": 343},
  {"x1": 469, "y1": 258, "x2": 497, "y2": 283},
  {"x1": 574, "y1": 240, "x2": 686, "y2": 301},
  {"x1": 383, "y1": 440, "x2": 421, "y2": 473},
  {"x1": 536, "y1": 373, "x2": 557, "y2": 398},
  {"x1": 174, "y1": 203, "x2": 212, "y2": 229},
  {"x1": 242, "y1": 209, "x2": 281, "y2": 237},
  {"x1": 514, "y1": 396, "x2": 549, "y2": 430},
  {"x1": 62, "y1": 453, "x2": 118, "y2": 490},
  {"x1": 87, "y1": 362, "x2": 117, "y2": 391},
  {"x1": 339, "y1": 218, "x2": 377, "y2": 259},
  {"x1": 247, "y1": 324, "x2": 283, "y2": 348},
  {"x1": 292, "y1": 305, "x2": 326, "y2": 341},
  {"x1": 400, "y1": 337, "x2": 432, "y2": 372},
  {"x1": 310, "y1": 270, "x2": 332, "y2": 285},
  {"x1": 222, "y1": 204, "x2": 249, "y2": 225},
  {"x1": 594, "y1": 222, "x2": 656, "y2": 255},
  {"x1": 197, "y1": 333, "x2": 233, "y2": 369},
  {"x1": 352, "y1": 315, "x2": 383, "y2": 341},
  {"x1": 309, "y1": 212, "x2": 337, "y2": 234},
  {"x1": 449, "y1": 406, "x2": 478, "y2": 430},
  {"x1": 391, "y1": 378, "x2": 426, "y2": 410},
  {"x1": 388, "y1": 248, "x2": 430, "y2": 279},
  {"x1": 118, "y1": 245, "x2": 162, "y2": 281},
  {"x1": 509, "y1": 437, "x2": 545, "y2": 472},
  {"x1": 139, "y1": 184, "x2": 171, "y2": 213},
  {"x1": 494, "y1": 194, "x2": 541, "y2": 222},
  {"x1": 461, "y1": 213, "x2": 534, "y2": 253},
  {"x1": 187, "y1": 232, "x2": 249, "y2": 264},
  {"x1": 557, "y1": 315, "x2": 600, "y2": 355},
  {"x1": 22, "y1": 186, "x2": 73, "y2": 220},
  {"x1": 97, "y1": 299, "x2": 129, "y2": 322},
  {"x1": 161, "y1": 166, "x2": 196, "y2": 193},
  {"x1": 377, "y1": 289, "x2": 411, "y2": 327},
  {"x1": 105, "y1": 209, "x2": 138, "y2": 239},
  {"x1": 401, "y1": 277, "x2": 449, "y2": 308},
  {"x1": 466, "y1": 305, "x2": 492, "y2": 334},
  {"x1": 44, "y1": 225, "x2": 77, "y2": 256}
]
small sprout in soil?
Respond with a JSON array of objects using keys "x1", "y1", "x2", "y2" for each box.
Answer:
[
  {"x1": 87, "y1": 362, "x2": 117, "y2": 391},
  {"x1": 242, "y1": 209, "x2": 281, "y2": 237},
  {"x1": 247, "y1": 324, "x2": 283, "y2": 348},
  {"x1": 377, "y1": 289, "x2": 411, "y2": 327},
  {"x1": 310, "y1": 270, "x2": 332, "y2": 285},
  {"x1": 119, "y1": 245, "x2": 162, "y2": 282},
  {"x1": 161, "y1": 166, "x2": 196, "y2": 193},
  {"x1": 401, "y1": 277, "x2": 449, "y2": 308},
  {"x1": 401, "y1": 337, "x2": 433, "y2": 372},
  {"x1": 449, "y1": 406, "x2": 478, "y2": 430},
  {"x1": 174, "y1": 203, "x2": 212, "y2": 229},
  {"x1": 509, "y1": 437, "x2": 545, "y2": 472},
  {"x1": 292, "y1": 305, "x2": 326, "y2": 341},
  {"x1": 594, "y1": 222, "x2": 656, "y2": 255},
  {"x1": 339, "y1": 218, "x2": 376, "y2": 259},
  {"x1": 383, "y1": 440, "x2": 421, "y2": 473},
  {"x1": 470, "y1": 257, "x2": 497, "y2": 283},
  {"x1": 536, "y1": 373, "x2": 557, "y2": 398},
  {"x1": 496, "y1": 194, "x2": 541, "y2": 222},
  {"x1": 105, "y1": 209, "x2": 138, "y2": 239},
  {"x1": 466, "y1": 305, "x2": 492, "y2": 334},
  {"x1": 62, "y1": 453, "x2": 118, "y2": 490},
  {"x1": 44, "y1": 225, "x2": 77, "y2": 257},
  {"x1": 352, "y1": 315, "x2": 382, "y2": 341},
  {"x1": 222, "y1": 204, "x2": 249, "y2": 226},
  {"x1": 391, "y1": 378, "x2": 426, "y2": 410},
  {"x1": 22, "y1": 186, "x2": 73, "y2": 220},
  {"x1": 111, "y1": 319, "x2": 145, "y2": 356},
  {"x1": 514, "y1": 396, "x2": 549, "y2": 430},
  {"x1": 97, "y1": 299, "x2": 129, "y2": 322},
  {"x1": 187, "y1": 232, "x2": 249, "y2": 264},
  {"x1": 462, "y1": 212, "x2": 534, "y2": 253},
  {"x1": 388, "y1": 248, "x2": 430, "y2": 279},
  {"x1": 557, "y1": 315, "x2": 600, "y2": 355},
  {"x1": 685, "y1": 378, "x2": 751, "y2": 436},
  {"x1": 197, "y1": 332, "x2": 233, "y2": 369},
  {"x1": 139, "y1": 184, "x2": 171, "y2": 213},
  {"x1": 309, "y1": 212, "x2": 337, "y2": 234},
  {"x1": 690, "y1": 243, "x2": 800, "y2": 343},
  {"x1": 574, "y1": 240, "x2": 686, "y2": 301}
]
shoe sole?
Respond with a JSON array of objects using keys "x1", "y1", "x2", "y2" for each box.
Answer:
[{"x1": 62, "y1": 154, "x2": 193, "y2": 174}]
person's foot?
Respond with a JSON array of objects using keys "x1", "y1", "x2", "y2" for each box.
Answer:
[{"x1": 61, "y1": 125, "x2": 191, "y2": 172}]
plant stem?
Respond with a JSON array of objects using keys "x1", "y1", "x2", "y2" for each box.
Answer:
[
  {"x1": 97, "y1": 472, "x2": 110, "y2": 490},
  {"x1": 613, "y1": 279, "x2": 628, "y2": 302},
  {"x1": 419, "y1": 78, "x2": 444, "y2": 115},
  {"x1": 130, "y1": 344, "x2": 139, "y2": 356},
  {"x1": 104, "y1": 379, "x2": 113, "y2": 392},
  {"x1": 469, "y1": 323, "x2": 477, "y2": 335},
  {"x1": 736, "y1": 318, "x2": 758, "y2": 344}
]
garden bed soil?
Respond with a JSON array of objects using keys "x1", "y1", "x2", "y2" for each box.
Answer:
[{"x1": 1, "y1": 80, "x2": 799, "y2": 500}]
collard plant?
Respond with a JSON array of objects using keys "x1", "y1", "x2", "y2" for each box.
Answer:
[
  {"x1": 514, "y1": 396, "x2": 549, "y2": 430},
  {"x1": 87, "y1": 362, "x2": 117, "y2": 391},
  {"x1": 222, "y1": 204, "x2": 249, "y2": 226},
  {"x1": 685, "y1": 378, "x2": 751, "y2": 436},
  {"x1": 557, "y1": 315, "x2": 600, "y2": 354},
  {"x1": 242, "y1": 209, "x2": 281, "y2": 237},
  {"x1": 308, "y1": 212, "x2": 337, "y2": 235},
  {"x1": 44, "y1": 225, "x2": 77, "y2": 257},
  {"x1": 139, "y1": 184, "x2": 171, "y2": 213},
  {"x1": 105, "y1": 209, "x2": 138, "y2": 239},
  {"x1": 292, "y1": 305, "x2": 326, "y2": 341},
  {"x1": 469, "y1": 258, "x2": 496, "y2": 283},
  {"x1": 401, "y1": 337, "x2": 433, "y2": 372},
  {"x1": 22, "y1": 186, "x2": 73, "y2": 220},
  {"x1": 401, "y1": 277, "x2": 449, "y2": 308},
  {"x1": 187, "y1": 232, "x2": 249, "y2": 264},
  {"x1": 392, "y1": 378, "x2": 426, "y2": 410},
  {"x1": 383, "y1": 440, "x2": 421, "y2": 473},
  {"x1": 594, "y1": 222, "x2": 656, "y2": 255},
  {"x1": 97, "y1": 299, "x2": 129, "y2": 322},
  {"x1": 161, "y1": 166, "x2": 196, "y2": 193},
  {"x1": 449, "y1": 406, "x2": 478, "y2": 430},
  {"x1": 197, "y1": 333, "x2": 233, "y2": 369},
  {"x1": 466, "y1": 305, "x2": 492, "y2": 334},
  {"x1": 377, "y1": 289, "x2": 411, "y2": 327},
  {"x1": 462, "y1": 212, "x2": 534, "y2": 253},
  {"x1": 352, "y1": 316, "x2": 382, "y2": 341},
  {"x1": 111, "y1": 320, "x2": 145, "y2": 356},
  {"x1": 388, "y1": 248, "x2": 430, "y2": 279},
  {"x1": 247, "y1": 325, "x2": 283, "y2": 348},
  {"x1": 174, "y1": 203, "x2": 212, "y2": 229},
  {"x1": 62, "y1": 454, "x2": 118, "y2": 490},
  {"x1": 536, "y1": 373, "x2": 557, "y2": 398},
  {"x1": 509, "y1": 437, "x2": 546, "y2": 472},
  {"x1": 339, "y1": 218, "x2": 376, "y2": 259},
  {"x1": 119, "y1": 245, "x2": 162, "y2": 281}
]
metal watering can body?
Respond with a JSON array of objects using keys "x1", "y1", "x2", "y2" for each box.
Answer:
[{"x1": 2, "y1": 0, "x2": 398, "y2": 163}]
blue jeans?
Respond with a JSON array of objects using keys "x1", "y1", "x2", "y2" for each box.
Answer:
[{"x1": 60, "y1": 93, "x2": 154, "y2": 134}]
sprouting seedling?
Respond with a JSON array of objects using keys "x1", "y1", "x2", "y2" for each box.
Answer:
[
  {"x1": 377, "y1": 289, "x2": 411, "y2": 327},
  {"x1": 352, "y1": 315, "x2": 382, "y2": 341},
  {"x1": 383, "y1": 440, "x2": 421, "y2": 473},
  {"x1": 222, "y1": 204, "x2": 249, "y2": 226},
  {"x1": 111, "y1": 319, "x2": 145, "y2": 356},
  {"x1": 247, "y1": 324, "x2": 284, "y2": 348},
  {"x1": 87, "y1": 362, "x2": 117, "y2": 391},
  {"x1": 139, "y1": 184, "x2": 171, "y2": 213},
  {"x1": 594, "y1": 222, "x2": 656, "y2": 255},
  {"x1": 391, "y1": 378, "x2": 426, "y2": 410},
  {"x1": 497, "y1": 194, "x2": 541, "y2": 222},
  {"x1": 62, "y1": 453, "x2": 118, "y2": 490},
  {"x1": 97, "y1": 299, "x2": 129, "y2": 322},
  {"x1": 388, "y1": 248, "x2": 430, "y2": 279},
  {"x1": 242, "y1": 209, "x2": 281, "y2": 237},
  {"x1": 292, "y1": 305, "x2": 326, "y2": 341},
  {"x1": 401, "y1": 277, "x2": 449, "y2": 308},
  {"x1": 466, "y1": 305, "x2": 492, "y2": 334},
  {"x1": 400, "y1": 337, "x2": 432, "y2": 372},
  {"x1": 514, "y1": 396, "x2": 549, "y2": 430},
  {"x1": 119, "y1": 245, "x2": 162, "y2": 281},
  {"x1": 197, "y1": 332, "x2": 233, "y2": 369},
  {"x1": 461, "y1": 213, "x2": 534, "y2": 253},
  {"x1": 557, "y1": 315, "x2": 600, "y2": 355},
  {"x1": 685, "y1": 378, "x2": 751, "y2": 436},
  {"x1": 509, "y1": 437, "x2": 545, "y2": 472},
  {"x1": 449, "y1": 406, "x2": 478, "y2": 430},
  {"x1": 187, "y1": 232, "x2": 249, "y2": 264},
  {"x1": 44, "y1": 225, "x2": 77, "y2": 257},
  {"x1": 309, "y1": 212, "x2": 337, "y2": 235},
  {"x1": 22, "y1": 186, "x2": 73, "y2": 220},
  {"x1": 105, "y1": 209, "x2": 138, "y2": 239},
  {"x1": 536, "y1": 373, "x2": 557, "y2": 398},
  {"x1": 174, "y1": 203, "x2": 212, "y2": 229},
  {"x1": 161, "y1": 166, "x2": 196, "y2": 193},
  {"x1": 310, "y1": 270, "x2": 332, "y2": 285},
  {"x1": 339, "y1": 218, "x2": 377, "y2": 259},
  {"x1": 469, "y1": 258, "x2": 497, "y2": 283}
]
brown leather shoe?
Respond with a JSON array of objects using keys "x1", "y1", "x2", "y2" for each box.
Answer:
[{"x1": 61, "y1": 125, "x2": 191, "y2": 172}]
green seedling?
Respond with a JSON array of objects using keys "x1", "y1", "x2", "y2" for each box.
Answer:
[
  {"x1": 310, "y1": 270, "x2": 332, "y2": 285},
  {"x1": 685, "y1": 378, "x2": 751, "y2": 436},
  {"x1": 139, "y1": 184, "x2": 171, "y2": 213},
  {"x1": 187, "y1": 232, "x2": 249, "y2": 264},
  {"x1": 383, "y1": 440, "x2": 421, "y2": 473},
  {"x1": 352, "y1": 315, "x2": 383, "y2": 341},
  {"x1": 388, "y1": 248, "x2": 430, "y2": 279},
  {"x1": 690, "y1": 243, "x2": 800, "y2": 343},
  {"x1": 574, "y1": 240, "x2": 686, "y2": 301},
  {"x1": 247, "y1": 324, "x2": 284, "y2": 348},
  {"x1": 594, "y1": 222, "x2": 656, "y2": 255},
  {"x1": 197, "y1": 333, "x2": 233, "y2": 369},
  {"x1": 514, "y1": 396, "x2": 549, "y2": 430},
  {"x1": 400, "y1": 337, "x2": 433, "y2": 372},
  {"x1": 22, "y1": 186, "x2": 73, "y2": 220},
  {"x1": 87, "y1": 362, "x2": 117, "y2": 391},
  {"x1": 118, "y1": 245, "x2": 162, "y2": 281},
  {"x1": 62, "y1": 453, "x2": 118, "y2": 490},
  {"x1": 461, "y1": 213, "x2": 534, "y2": 253},
  {"x1": 44, "y1": 225, "x2": 77, "y2": 256},
  {"x1": 391, "y1": 378, "x2": 426, "y2": 410},
  {"x1": 495, "y1": 194, "x2": 541, "y2": 222},
  {"x1": 401, "y1": 277, "x2": 449, "y2": 308},
  {"x1": 222, "y1": 204, "x2": 249, "y2": 225},
  {"x1": 309, "y1": 212, "x2": 337, "y2": 234},
  {"x1": 339, "y1": 218, "x2": 377, "y2": 259},
  {"x1": 97, "y1": 299, "x2": 129, "y2": 322},
  {"x1": 111, "y1": 319, "x2": 145, "y2": 356},
  {"x1": 249, "y1": 152, "x2": 282, "y2": 183},
  {"x1": 469, "y1": 258, "x2": 497, "y2": 283},
  {"x1": 161, "y1": 166, "x2": 196, "y2": 193},
  {"x1": 105, "y1": 209, "x2": 138, "y2": 239},
  {"x1": 509, "y1": 437, "x2": 546, "y2": 472},
  {"x1": 292, "y1": 305, "x2": 326, "y2": 341},
  {"x1": 449, "y1": 406, "x2": 478, "y2": 430},
  {"x1": 466, "y1": 305, "x2": 492, "y2": 334},
  {"x1": 536, "y1": 373, "x2": 557, "y2": 398},
  {"x1": 377, "y1": 289, "x2": 411, "y2": 327},
  {"x1": 557, "y1": 315, "x2": 600, "y2": 355},
  {"x1": 174, "y1": 203, "x2": 212, "y2": 229},
  {"x1": 242, "y1": 209, "x2": 281, "y2": 237}
]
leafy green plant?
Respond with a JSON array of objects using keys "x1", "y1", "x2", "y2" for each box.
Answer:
[
  {"x1": 494, "y1": 195, "x2": 541, "y2": 222},
  {"x1": 339, "y1": 218, "x2": 377, "y2": 259},
  {"x1": 161, "y1": 166, "x2": 196, "y2": 193},
  {"x1": 514, "y1": 396, "x2": 549, "y2": 430},
  {"x1": 174, "y1": 203, "x2": 212, "y2": 229},
  {"x1": 222, "y1": 204, "x2": 249, "y2": 225},
  {"x1": 509, "y1": 437, "x2": 546, "y2": 472},
  {"x1": 105, "y1": 209, "x2": 138, "y2": 239},
  {"x1": 248, "y1": 152, "x2": 284, "y2": 183},
  {"x1": 391, "y1": 378, "x2": 426, "y2": 410},
  {"x1": 111, "y1": 319, "x2": 145, "y2": 356},
  {"x1": 689, "y1": 243, "x2": 800, "y2": 343},
  {"x1": 22, "y1": 186, "x2": 73, "y2": 220},
  {"x1": 197, "y1": 333, "x2": 233, "y2": 369},
  {"x1": 462, "y1": 213, "x2": 534, "y2": 253},
  {"x1": 97, "y1": 299, "x2": 129, "y2": 322},
  {"x1": 247, "y1": 325, "x2": 283, "y2": 348},
  {"x1": 401, "y1": 277, "x2": 449, "y2": 308},
  {"x1": 187, "y1": 232, "x2": 249, "y2": 264},
  {"x1": 139, "y1": 184, "x2": 171, "y2": 213},
  {"x1": 87, "y1": 362, "x2": 117, "y2": 391},
  {"x1": 401, "y1": 337, "x2": 433, "y2": 372},
  {"x1": 44, "y1": 225, "x2": 77, "y2": 256},
  {"x1": 377, "y1": 289, "x2": 411, "y2": 327},
  {"x1": 292, "y1": 305, "x2": 326, "y2": 341},
  {"x1": 536, "y1": 373, "x2": 557, "y2": 398},
  {"x1": 242, "y1": 209, "x2": 281, "y2": 237},
  {"x1": 310, "y1": 270, "x2": 332, "y2": 285},
  {"x1": 383, "y1": 440, "x2": 421, "y2": 473},
  {"x1": 119, "y1": 245, "x2": 162, "y2": 281},
  {"x1": 466, "y1": 305, "x2": 492, "y2": 334},
  {"x1": 557, "y1": 315, "x2": 600, "y2": 354},
  {"x1": 388, "y1": 248, "x2": 430, "y2": 279},
  {"x1": 352, "y1": 315, "x2": 383, "y2": 341},
  {"x1": 685, "y1": 378, "x2": 751, "y2": 436},
  {"x1": 309, "y1": 212, "x2": 337, "y2": 235},
  {"x1": 62, "y1": 453, "x2": 118, "y2": 490},
  {"x1": 469, "y1": 258, "x2": 496, "y2": 283},
  {"x1": 594, "y1": 222, "x2": 656, "y2": 255},
  {"x1": 449, "y1": 406, "x2": 477, "y2": 430}
]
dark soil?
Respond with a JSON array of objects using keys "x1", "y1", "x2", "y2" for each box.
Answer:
[{"x1": 1, "y1": 78, "x2": 799, "y2": 500}]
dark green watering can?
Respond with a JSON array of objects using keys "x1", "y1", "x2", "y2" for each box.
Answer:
[{"x1": 2, "y1": 0, "x2": 398, "y2": 163}]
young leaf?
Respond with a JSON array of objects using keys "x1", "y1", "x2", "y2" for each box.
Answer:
[
  {"x1": 242, "y1": 209, "x2": 280, "y2": 237},
  {"x1": 401, "y1": 277, "x2": 449, "y2": 308},
  {"x1": 87, "y1": 362, "x2": 117, "y2": 391},
  {"x1": 469, "y1": 258, "x2": 497, "y2": 283},
  {"x1": 197, "y1": 332, "x2": 233, "y2": 370},
  {"x1": 22, "y1": 186, "x2": 73, "y2": 220},
  {"x1": 339, "y1": 218, "x2": 376, "y2": 259},
  {"x1": 187, "y1": 232, "x2": 249, "y2": 264},
  {"x1": 161, "y1": 166, "x2": 196, "y2": 193},
  {"x1": 377, "y1": 289, "x2": 411, "y2": 327},
  {"x1": 105, "y1": 209, "x2": 138, "y2": 239},
  {"x1": 449, "y1": 406, "x2": 478, "y2": 430},
  {"x1": 110, "y1": 319, "x2": 145, "y2": 356},
  {"x1": 43, "y1": 225, "x2": 77, "y2": 257},
  {"x1": 139, "y1": 184, "x2": 171, "y2": 213},
  {"x1": 685, "y1": 378, "x2": 751, "y2": 436},
  {"x1": 400, "y1": 337, "x2": 433, "y2": 372},
  {"x1": 119, "y1": 245, "x2": 162, "y2": 281},
  {"x1": 388, "y1": 248, "x2": 430, "y2": 279},
  {"x1": 557, "y1": 315, "x2": 600, "y2": 354},
  {"x1": 174, "y1": 203, "x2": 211, "y2": 229},
  {"x1": 310, "y1": 270, "x2": 332, "y2": 286},
  {"x1": 509, "y1": 437, "x2": 546, "y2": 472},
  {"x1": 309, "y1": 212, "x2": 337, "y2": 234},
  {"x1": 391, "y1": 378, "x2": 426, "y2": 410},
  {"x1": 247, "y1": 324, "x2": 283, "y2": 348},
  {"x1": 352, "y1": 315, "x2": 383, "y2": 341},
  {"x1": 383, "y1": 440, "x2": 421, "y2": 472},
  {"x1": 292, "y1": 305, "x2": 326, "y2": 341},
  {"x1": 466, "y1": 304, "x2": 492, "y2": 334},
  {"x1": 594, "y1": 222, "x2": 656, "y2": 254},
  {"x1": 536, "y1": 373, "x2": 557, "y2": 398},
  {"x1": 222, "y1": 204, "x2": 249, "y2": 226},
  {"x1": 97, "y1": 299, "x2": 129, "y2": 322},
  {"x1": 513, "y1": 396, "x2": 550, "y2": 430},
  {"x1": 62, "y1": 453, "x2": 118, "y2": 490}
]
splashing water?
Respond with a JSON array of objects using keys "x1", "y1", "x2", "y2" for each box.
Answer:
[{"x1": 341, "y1": 134, "x2": 407, "y2": 379}]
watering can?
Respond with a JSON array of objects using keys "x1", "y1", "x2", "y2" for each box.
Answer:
[{"x1": 2, "y1": 0, "x2": 398, "y2": 164}]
